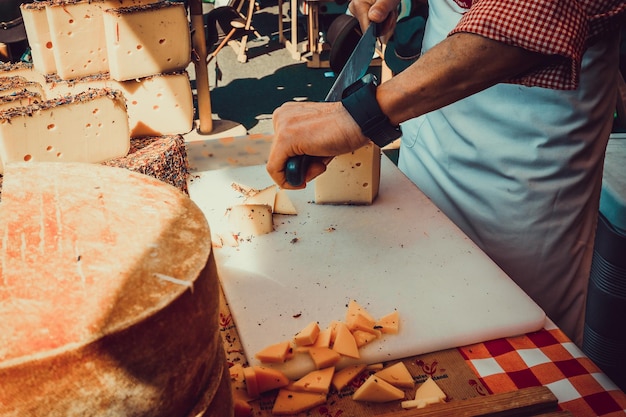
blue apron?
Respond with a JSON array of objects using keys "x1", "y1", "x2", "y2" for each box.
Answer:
[{"x1": 398, "y1": 0, "x2": 620, "y2": 344}]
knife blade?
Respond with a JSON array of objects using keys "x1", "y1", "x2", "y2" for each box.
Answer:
[{"x1": 284, "y1": 23, "x2": 378, "y2": 187}]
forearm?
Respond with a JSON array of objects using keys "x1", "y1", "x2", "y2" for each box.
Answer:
[{"x1": 378, "y1": 32, "x2": 549, "y2": 125}]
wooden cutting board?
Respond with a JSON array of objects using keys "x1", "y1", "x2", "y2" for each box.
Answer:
[{"x1": 187, "y1": 155, "x2": 546, "y2": 379}]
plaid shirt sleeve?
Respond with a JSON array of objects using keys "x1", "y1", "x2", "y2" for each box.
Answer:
[{"x1": 449, "y1": 0, "x2": 626, "y2": 90}]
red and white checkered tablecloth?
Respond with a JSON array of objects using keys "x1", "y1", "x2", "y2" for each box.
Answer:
[{"x1": 459, "y1": 320, "x2": 626, "y2": 417}]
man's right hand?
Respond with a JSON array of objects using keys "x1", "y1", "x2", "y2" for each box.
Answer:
[{"x1": 348, "y1": 0, "x2": 400, "y2": 37}]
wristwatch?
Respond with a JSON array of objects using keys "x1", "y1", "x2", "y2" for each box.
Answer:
[{"x1": 341, "y1": 73, "x2": 401, "y2": 148}]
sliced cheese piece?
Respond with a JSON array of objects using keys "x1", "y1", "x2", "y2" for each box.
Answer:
[
  {"x1": 415, "y1": 377, "x2": 446, "y2": 402},
  {"x1": 20, "y1": 2, "x2": 57, "y2": 75},
  {"x1": 228, "y1": 204, "x2": 274, "y2": 237},
  {"x1": 103, "y1": 2, "x2": 191, "y2": 81},
  {"x1": 0, "y1": 76, "x2": 45, "y2": 98},
  {"x1": 374, "y1": 362, "x2": 415, "y2": 389},
  {"x1": 352, "y1": 329, "x2": 379, "y2": 348},
  {"x1": 312, "y1": 328, "x2": 332, "y2": 348},
  {"x1": 314, "y1": 142, "x2": 381, "y2": 205},
  {"x1": 244, "y1": 184, "x2": 277, "y2": 209},
  {"x1": 293, "y1": 321, "x2": 321, "y2": 347},
  {"x1": 289, "y1": 366, "x2": 335, "y2": 393},
  {"x1": 272, "y1": 389, "x2": 327, "y2": 415},
  {"x1": 331, "y1": 322, "x2": 360, "y2": 359},
  {"x1": 249, "y1": 366, "x2": 290, "y2": 395},
  {"x1": 0, "y1": 61, "x2": 47, "y2": 86},
  {"x1": 254, "y1": 340, "x2": 292, "y2": 363},
  {"x1": 0, "y1": 90, "x2": 42, "y2": 112},
  {"x1": 274, "y1": 188, "x2": 298, "y2": 214},
  {"x1": 345, "y1": 299, "x2": 377, "y2": 326},
  {"x1": 331, "y1": 364, "x2": 367, "y2": 392},
  {"x1": 352, "y1": 375, "x2": 405, "y2": 402},
  {"x1": 347, "y1": 312, "x2": 378, "y2": 335},
  {"x1": 0, "y1": 89, "x2": 130, "y2": 175},
  {"x1": 307, "y1": 347, "x2": 341, "y2": 369},
  {"x1": 375, "y1": 310, "x2": 400, "y2": 334},
  {"x1": 46, "y1": 0, "x2": 109, "y2": 80},
  {"x1": 243, "y1": 366, "x2": 260, "y2": 398}
]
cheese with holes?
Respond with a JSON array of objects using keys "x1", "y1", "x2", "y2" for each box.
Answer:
[
  {"x1": 0, "y1": 162, "x2": 218, "y2": 417},
  {"x1": 314, "y1": 142, "x2": 381, "y2": 205},
  {"x1": 0, "y1": 89, "x2": 130, "y2": 175},
  {"x1": 352, "y1": 375, "x2": 405, "y2": 402},
  {"x1": 331, "y1": 364, "x2": 367, "y2": 391},
  {"x1": 20, "y1": 2, "x2": 56, "y2": 75},
  {"x1": 374, "y1": 362, "x2": 415, "y2": 389},
  {"x1": 228, "y1": 204, "x2": 274, "y2": 237},
  {"x1": 103, "y1": 2, "x2": 191, "y2": 81},
  {"x1": 46, "y1": 1, "x2": 109, "y2": 80},
  {"x1": 289, "y1": 366, "x2": 334, "y2": 393},
  {"x1": 272, "y1": 389, "x2": 327, "y2": 415}
]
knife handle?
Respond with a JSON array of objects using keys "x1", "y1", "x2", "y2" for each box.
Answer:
[{"x1": 285, "y1": 154, "x2": 311, "y2": 187}]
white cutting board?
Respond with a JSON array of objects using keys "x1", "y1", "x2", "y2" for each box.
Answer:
[{"x1": 188, "y1": 156, "x2": 546, "y2": 379}]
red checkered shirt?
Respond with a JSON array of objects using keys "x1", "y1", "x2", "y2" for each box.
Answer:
[{"x1": 449, "y1": 0, "x2": 626, "y2": 90}]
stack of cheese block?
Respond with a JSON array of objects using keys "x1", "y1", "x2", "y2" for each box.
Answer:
[
  {"x1": 0, "y1": 162, "x2": 230, "y2": 417},
  {"x1": 0, "y1": 0, "x2": 194, "y2": 192}
]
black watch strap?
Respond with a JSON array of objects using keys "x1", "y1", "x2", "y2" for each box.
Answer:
[{"x1": 341, "y1": 74, "x2": 401, "y2": 148}]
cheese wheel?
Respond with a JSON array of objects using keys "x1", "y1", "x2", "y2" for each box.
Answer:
[{"x1": 0, "y1": 162, "x2": 226, "y2": 417}]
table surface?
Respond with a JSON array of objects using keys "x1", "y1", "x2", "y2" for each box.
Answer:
[{"x1": 184, "y1": 133, "x2": 626, "y2": 416}]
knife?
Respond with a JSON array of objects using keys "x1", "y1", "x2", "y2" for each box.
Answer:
[{"x1": 284, "y1": 22, "x2": 379, "y2": 187}]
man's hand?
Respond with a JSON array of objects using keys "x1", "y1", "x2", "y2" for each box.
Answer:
[
  {"x1": 348, "y1": 0, "x2": 399, "y2": 37},
  {"x1": 266, "y1": 101, "x2": 370, "y2": 189}
]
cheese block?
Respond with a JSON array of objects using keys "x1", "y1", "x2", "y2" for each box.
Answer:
[
  {"x1": 294, "y1": 321, "x2": 321, "y2": 346},
  {"x1": 289, "y1": 366, "x2": 335, "y2": 393},
  {"x1": 228, "y1": 204, "x2": 274, "y2": 237},
  {"x1": 0, "y1": 90, "x2": 42, "y2": 112},
  {"x1": 352, "y1": 375, "x2": 405, "y2": 402},
  {"x1": 0, "y1": 89, "x2": 130, "y2": 175},
  {"x1": 0, "y1": 76, "x2": 46, "y2": 98},
  {"x1": 331, "y1": 363, "x2": 367, "y2": 391},
  {"x1": 103, "y1": 2, "x2": 191, "y2": 81},
  {"x1": 0, "y1": 162, "x2": 219, "y2": 417},
  {"x1": 0, "y1": 62, "x2": 47, "y2": 86},
  {"x1": 20, "y1": 2, "x2": 57, "y2": 75},
  {"x1": 374, "y1": 362, "x2": 415, "y2": 389},
  {"x1": 314, "y1": 142, "x2": 381, "y2": 205},
  {"x1": 46, "y1": 0, "x2": 109, "y2": 80},
  {"x1": 272, "y1": 389, "x2": 327, "y2": 415}
]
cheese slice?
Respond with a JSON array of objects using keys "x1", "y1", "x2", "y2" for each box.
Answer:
[
  {"x1": 293, "y1": 321, "x2": 321, "y2": 346},
  {"x1": 0, "y1": 89, "x2": 130, "y2": 175},
  {"x1": 307, "y1": 347, "x2": 341, "y2": 369},
  {"x1": 314, "y1": 142, "x2": 381, "y2": 205},
  {"x1": 375, "y1": 310, "x2": 400, "y2": 334},
  {"x1": 352, "y1": 329, "x2": 379, "y2": 348},
  {"x1": 311, "y1": 328, "x2": 332, "y2": 348},
  {"x1": 0, "y1": 62, "x2": 47, "y2": 86},
  {"x1": 331, "y1": 364, "x2": 367, "y2": 391},
  {"x1": 254, "y1": 340, "x2": 292, "y2": 363},
  {"x1": 246, "y1": 366, "x2": 290, "y2": 396},
  {"x1": 46, "y1": 0, "x2": 109, "y2": 80},
  {"x1": 0, "y1": 76, "x2": 45, "y2": 98},
  {"x1": 347, "y1": 312, "x2": 378, "y2": 334},
  {"x1": 20, "y1": 2, "x2": 57, "y2": 75},
  {"x1": 0, "y1": 90, "x2": 42, "y2": 112},
  {"x1": 274, "y1": 188, "x2": 298, "y2": 214},
  {"x1": 272, "y1": 389, "x2": 327, "y2": 415},
  {"x1": 331, "y1": 322, "x2": 360, "y2": 359},
  {"x1": 244, "y1": 184, "x2": 277, "y2": 209},
  {"x1": 352, "y1": 375, "x2": 405, "y2": 402},
  {"x1": 374, "y1": 362, "x2": 415, "y2": 389},
  {"x1": 401, "y1": 377, "x2": 447, "y2": 409},
  {"x1": 289, "y1": 366, "x2": 335, "y2": 393},
  {"x1": 228, "y1": 204, "x2": 274, "y2": 237},
  {"x1": 345, "y1": 299, "x2": 377, "y2": 325},
  {"x1": 103, "y1": 2, "x2": 191, "y2": 81}
]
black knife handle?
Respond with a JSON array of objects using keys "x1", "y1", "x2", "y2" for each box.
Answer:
[{"x1": 285, "y1": 155, "x2": 311, "y2": 187}]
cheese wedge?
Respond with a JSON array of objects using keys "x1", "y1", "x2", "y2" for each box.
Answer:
[
  {"x1": 274, "y1": 188, "x2": 298, "y2": 214},
  {"x1": 228, "y1": 204, "x2": 274, "y2": 237},
  {"x1": 401, "y1": 377, "x2": 447, "y2": 409},
  {"x1": 272, "y1": 389, "x2": 327, "y2": 415},
  {"x1": 314, "y1": 142, "x2": 381, "y2": 205},
  {"x1": 352, "y1": 375, "x2": 405, "y2": 402},
  {"x1": 103, "y1": 2, "x2": 191, "y2": 81},
  {"x1": 345, "y1": 299, "x2": 377, "y2": 325},
  {"x1": 244, "y1": 366, "x2": 290, "y2": 397},
  {"x1": 347, "y1": 313, "x2": 379, "y2": 334},
  {"x1": 46, "y1": 0, "x2": 109, "y2": 80},
  {"x1": 331, "y1": 364, "x2": 367, "y2": 391},
  {"x1": 352, "y1": 329, "x2": 379, "y2": 348},
  {"x1": 294, "y1": 321, "x2": 321, "y2": 346},
  {"x1": 289, "y1": 367, "x2": 335, "y2": 394},
  {"x1": 312, "y1": 328, "x2": 332, "y2": 348},
  {"x1": 331, "y1": 322, "x2": 360, "y2": 359},
  {"x1": 20, "y1": 2, "x2": 57, "y2": 75},
  {"x1": 244, "y1": 184, "x2": 277, "y2": 209},
  {"x1": 307, "y1": 347, "x2": 341, "y2": 369},
  {"x1": 254, "y1": 340, "x2": 292, "y2": 363},
  {"x1": 374, "y1": 362, "x2": 415, "y2": 389},
  {"x1": 375, "y1": 310, "x2": 400, "y2": 334},
  {"x1": 0, "y1": 89, "x2": 130, "y2": 175}
]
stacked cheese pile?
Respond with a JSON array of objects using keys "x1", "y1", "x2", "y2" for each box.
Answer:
[{"x1": 0, "y1": 162, "x2": 228, "y2": 417}]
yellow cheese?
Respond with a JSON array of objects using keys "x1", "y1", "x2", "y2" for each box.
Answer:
[
  {"x1": 244, "y1": 184, "x2": 277, "y2": 209},
  {"x1": 20, "y1": 2, "x2": 57, "y2": 75},
  {"x1": 312, "y1": 328, "x2": 332, "y2": 348},
  {"x1": 0, "y1": 62, "x2": 47, "y2": 86},
  {"x1": 272, "y1": 389, "x2": 327, "y2": 415},
  {"x1": 352, "y1": 329, "x2": 379, "y2": 348},
  {"x1": 46, "y1": 1, "x2": 109, "y2": 80},
  {"x1": 0, "y1": 76, "x2": 45, "y2": 98},
  {"x1": 228, "y1": 204, "x2": 274, "y2": 237},
  {"x1": 401, "y1": 377, "x2": 446, "y2": 409},
  {"x1": 289, "y1": 366, "x2": 335, "y2": 393},
  {"x1": 314, "y1": 142, "x2": 381, "y2": 205},
  {"x1": 307, "y1": 347, "x2": 341, "y2": 369},
  {"x1": 375, "y1": 310, "x2": 400, "y2": 334},
  {"x1": 345, "y1": 299, "x2": 377, "y2": 325},
  {"x1": 347, "y1": 312, "x2": 378, "y2": 334},
  {"x1": 294, "y1": 321, "x2": 321, "y2": 346},
  {"x1": 331, "y1": 322, "x2": 360, "y2": 359},
  {"x1": 0, "y1": 90, "x2": 42, "y2": 112},
  {"x1": 103, "y1": 2, "x2": 191, "y2": 81},
  {"x1": 274, "y1": 188, "x2": 298, "y2": 214},
  {"x1": 254, "y1": 340, "x2": 292, "y2": 363},
  {"x1": 0, "y1": 89, "x2": 130, "y2": 175},
  {"x1": 374, "y1": 362, "x2": 415, "y2": 389},
  {"x1": 352, "y1": 375, "x2": 405, "y2": 402},
  {"x1": 249, "y1": 366, "x2": 290, "y2": 395},
  {"x1": 331, "y1": 364, "x2": 367, "y2": 391}
]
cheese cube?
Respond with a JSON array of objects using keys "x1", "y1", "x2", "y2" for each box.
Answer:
[
  {"x1": 314, "y1": 142, "x2": 381, "y2": 205},
  {"x1": 20, "y1": 2, "x2": 57, "y2": 75},
  {"x1": 103, "y1": 2, "x2": 191, "y2": 81},
  {"x1": 46, "y1": 1, "x2": 109, "y2": 80},
  {"x1": 0, "y1": 89, "x2": 130, "y2": 175}
]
